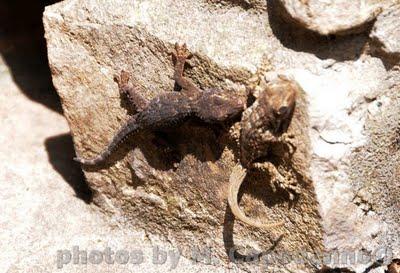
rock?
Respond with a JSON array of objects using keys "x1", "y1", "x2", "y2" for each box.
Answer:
[
  {"x1": 43, "y1": 0, "x2": 322, "y2": 272},
  {"x1": 277, "y1": 0, "x2": 383, "y2": 35},
  {"x1": 43, "y1": 0, "x2": 400, "y2": 272},
  {"x1": 371, "y1": 5, "x2": 400, "y2": 57}
]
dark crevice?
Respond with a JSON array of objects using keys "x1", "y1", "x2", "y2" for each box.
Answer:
[
  {"x1": 265, "y1": 0, "x2": 400, "y2": 69},
  {"x1": 0, "y1": 0, "x2": 63, "y2": 113},
  {"x1": 363, "y1": 259, "x2": 384, "y2": 273},
  {"x1": 204, "y1": 0, "x2": 265, "y2": 12},
  {"x1": 316, "y1": 266, "x2": 356, "y2": 273}
]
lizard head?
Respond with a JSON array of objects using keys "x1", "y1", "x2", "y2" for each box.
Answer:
[
  {"x1": 238, "y1": 76, "x2": 300, "y2": 166},
  {"x1": 259, "y1": 75, "x2": 298, "y2": 134},
  {"x1": 197, "y1": 88, "x2": 247, "y2": 122}
]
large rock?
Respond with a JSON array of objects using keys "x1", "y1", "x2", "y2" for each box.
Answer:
[
  {"x1": 44, "y1": 0, "x2": 400, "y2": 272},
  {"x1": 276, "y1": 0, "x2": 383, "y2": 35}
]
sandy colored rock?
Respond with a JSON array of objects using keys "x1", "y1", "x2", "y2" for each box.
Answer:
[
  {"x1": 0, "y1": 45, "x2": 236, "y2": 273},
  {"x1": 43, "y1": 0, "x2": 323, "y2": 271},
  {"x1": 277, "y1": 0, "x2": 382, "y2": 35}
]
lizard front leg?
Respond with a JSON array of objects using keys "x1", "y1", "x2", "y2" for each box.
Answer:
[
  {"x1": 259, "y1": 130, "x2": 297, "y2": 157},
  {"x1": 172, "y1": 43, "x2": 201, "y2": 97},
  {"x1": 252, "y1": 131, "x2": 298, "y2": 199},
  {"x1": 114, "y1": 70, "x2": 148, "y2": 112}
]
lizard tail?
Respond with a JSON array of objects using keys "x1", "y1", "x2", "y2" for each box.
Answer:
[
  {"x1": 74, "y1": 116, "x2": 139, "y2": 166},
  {"x1": 227, "y1": 164, "x2": 285, "y2": 229}
]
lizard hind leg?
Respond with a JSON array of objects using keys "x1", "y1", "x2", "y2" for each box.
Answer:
[
  {"x1": 114, "y1": 70, "x2": 149, "y2": 112},
  {"x1": 227, "y1": 164, "x2": 285, "y2": 229}
]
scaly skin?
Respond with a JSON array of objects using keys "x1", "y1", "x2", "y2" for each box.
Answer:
[
  {"x1": 227, "y1": 75, "x2": 301, "y2": 230},
  {"x1": 74, "y1": 43, "x2": 247, "y2": 165}
]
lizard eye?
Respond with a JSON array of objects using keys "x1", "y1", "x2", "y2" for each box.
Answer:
[{"x1": 278, "y1": 106, "x2": 288, "y2": 116}]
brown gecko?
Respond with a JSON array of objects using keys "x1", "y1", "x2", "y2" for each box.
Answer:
[
  {"x1": 227, "y1": 75, "x2": 301, "y2": 229},
  {"x1": 74, "y1": 42, "x2": 301, "y2": 231},
  {"x1": 74, "y1": 43, "x2": 247, "y2": 165}
]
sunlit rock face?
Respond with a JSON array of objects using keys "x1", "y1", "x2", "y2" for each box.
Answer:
[{"x1": 44, "y1": 0, "x2": 400, "y2": 272}]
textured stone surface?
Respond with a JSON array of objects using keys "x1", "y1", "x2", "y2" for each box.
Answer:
[
  {"x1": 43, "y1": 0, "x2": 400, "y2": 272},
  {"x1": 0, "y1": 51, "x2": 231, "y2": 273},
  {"x1": 371, "y1": 5, "x2": 400, "y2": 56},
  {"x1": 277, "y1": 0, "x2": 383, "y2": 35},
  {"x1": 43, "y1": 0, "x2": 322, "y2": 271}
]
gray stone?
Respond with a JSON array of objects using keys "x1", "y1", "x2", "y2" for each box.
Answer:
[{"x1": 277, "y1": 0, "x2": 383, "y2": 35}]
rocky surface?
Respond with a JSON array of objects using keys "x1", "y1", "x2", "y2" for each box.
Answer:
[
  {"x1": 277, "y1": 0, "x2": 383, "y2": 35},
  {"x1": 0, "y1": 33, "x2": 242, "y2": 273},
  {"x1": 43, "y1": 0, "x2": 400, "y2": 272},
  {"x1": 371, "y1": 4, "x2": 400, "y2": 57},
  {"x1": 43, "y1": 0, "x2": 323, "y2": 271}
]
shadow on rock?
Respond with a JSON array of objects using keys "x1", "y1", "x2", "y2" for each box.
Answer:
[
  {"x1": 222, "y1": 169, "x2": 288, "y2": 263},
  {"x1": 45, "y1": 133, "x2": 93, "y2": 203},
  {"x1": 223, "y1": 204, "x2": 284, "y2": 264},
  {"x1": 0, "y1": 0, "x2": 62, "y2": 113},
  {"x1": 266, "y1": 0, "x2": 371, "y2": 62}
]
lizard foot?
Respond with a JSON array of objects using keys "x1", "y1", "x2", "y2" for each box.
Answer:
[
  {"x1": 227, "y1": 164, "x2": 285, "y2": 229},
  {"x1": 173, "y1": 43, "x2": 193, "y2": 62},
  {"x1": 114, "y1": 70, "x2": 130, "y2": 90}
]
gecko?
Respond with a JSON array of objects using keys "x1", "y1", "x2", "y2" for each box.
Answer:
[
  {"x1": 74, "y1": 43, "x2": 247, "y2": 165},
  {"x1": 227, "y1": 75, "x2": 301, "y2": 229}
]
